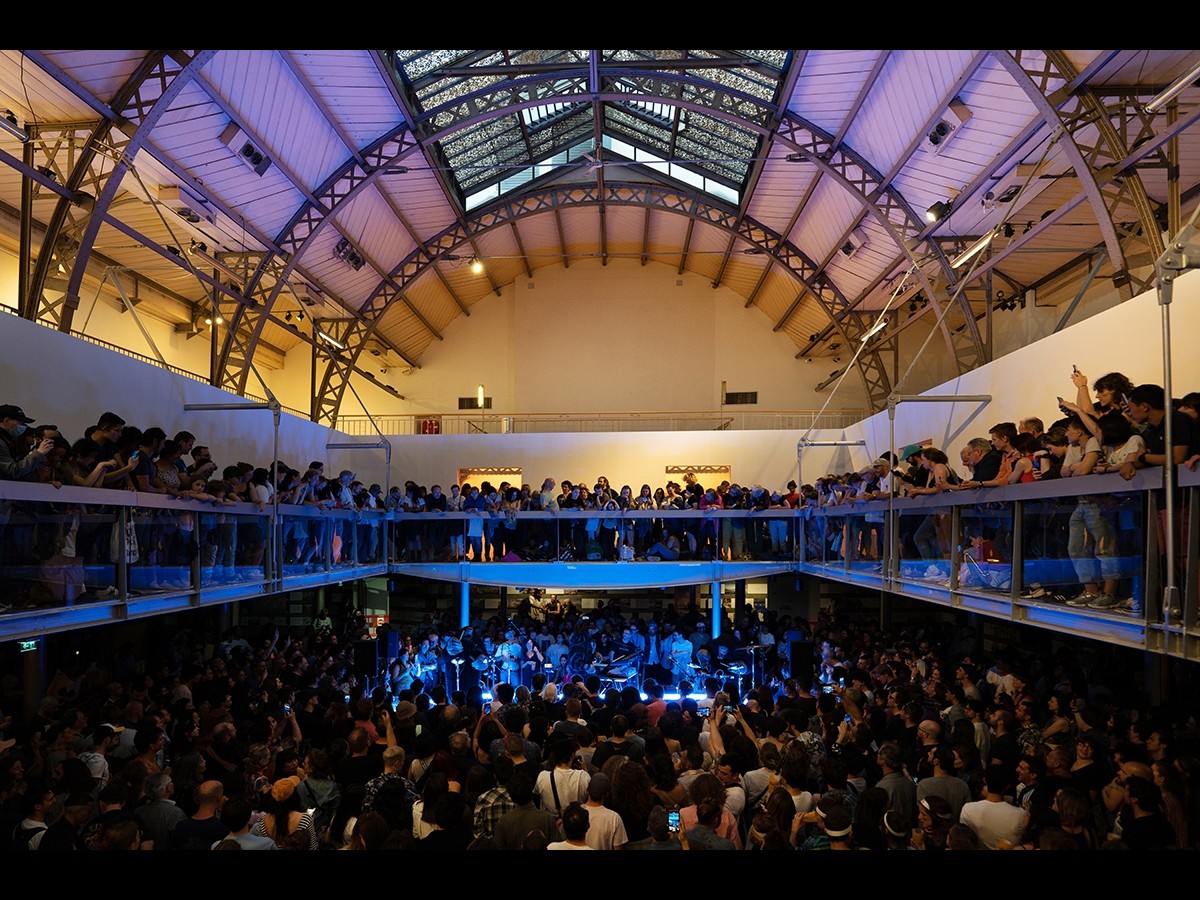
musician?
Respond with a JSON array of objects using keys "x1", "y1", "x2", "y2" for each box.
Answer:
[
  {"x1": 389, "y1": 653, "x2": 416, "y2": 694},
  {"x1": 643, "y1": 621, "x2": 670, "y2": 686},
  {"x1": 519, "y1": 637, "x2": 545, "y2": 688},
  {"x1": 441, "y1": 630, "x2": 467, "y2": 693},
  {"x1": 495, "y1": 629, "x2": 523, "y2": 686},
  {"x1": 593, "y1": 632, "x2": 617, "y2": 668},
  {"x1": 545, "y1": 631, "x2": 570, "y2": 681},
  {"x1": 663, "y1": 626, "x2": 696, "y2": 688},
  {"x1": 615, "y1": 626, "x2": 639, "y2": 661},
  {"x1": 415, "y1": 633, "x2": 440, "y2": 689}
]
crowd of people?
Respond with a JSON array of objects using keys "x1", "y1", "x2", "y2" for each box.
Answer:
[
  {"x1": 1, "y1": 598, "x2": 1197, "y2": 850},
  {"x1": 1, "y1": 365, "x2": 1196, "y2": 598},
  {"x1": 803, "y1": 370, "x2": 1200, "y2": 616}
]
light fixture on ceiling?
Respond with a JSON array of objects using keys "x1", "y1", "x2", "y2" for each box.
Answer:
[
  {"x1": 333, "y1": 237, "x2": 366, "y2": 271},
  {"x1": 477, "y1": 383, "x2": 485, "y2": 408},
  {"x1": 926, "y1": 200, "x2": 951, "y2": 223},
  {"x1": 950, "y1": 228, "x2": 999, "y2": 270},
  {"x1": 859, "y1": 315, "x2": 890, "y2": 343},
  {"x1": 1, "y1": 109, "x2": 29, "y2": 143},
  {"x1": 470, "y1": 257, "x2": 484, "y2": 274},
  {"x1": 203, "y1": 314, "x2": 224, "y2": 327},
  {"x1": 785, "y1": 152, "x2": 808, "y2": 163},
  {"x1": 1144, "y1": 59, "x2": 1200, "y2": 113},
  {"x1": 285, "y1": 311, "x2": 292, "y2": 322},
  {"x1": 1003, "y1": 223, "x2": 1014, "y2": 239},
  {"x1": 317, "y1": 330, "x2": 345, "y2": 350},
  {"x1": 187, "y1": 240, "x2": 245, "y2": 287}
]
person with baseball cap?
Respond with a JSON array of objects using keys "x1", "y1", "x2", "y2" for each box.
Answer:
[{"x1": 0, "y1": 404, "x2": 54, "y2": 479}]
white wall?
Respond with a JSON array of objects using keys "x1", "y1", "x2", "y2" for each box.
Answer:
[
  {"x1": 0, "y1": 312, "x2": 334, "y2": 472},
  {"x1": 2, "y1": 245, "x2": 1182, "y2": 494},
  {"x1": 329, "y1": 258, "x2": 873, "y2": 417},
  {"x1": 842, "y1": 270, "x2": 1200, "y2": 473}
]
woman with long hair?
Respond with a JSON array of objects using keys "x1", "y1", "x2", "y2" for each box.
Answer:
[
  {"x1": 604, "y1": 758, "x2": 660, "y2": 848},
  {"x1": 1052, "y1": 787, "x2": 1101, "y2": 850},
  {"x1": 852, "y1": 785, "x2": 890, "y2": 851},
  {"x1": 1042, "y1": 690, "x2": 1077, "y2": 750},
  {"x1": 251, "y1": 776, "x2": 318, "y2": 849},
  {"x1": 678, "y1": 771, "x2": 743, "y2": 849},
  {"x1": 411, "y1": 771, "x2": 450, "y2": 841},
  {"x1": 912, "y1": 795, "x2": 954, "y2": 850},
  {"x1": 342, "y1": 810, "x2": 389, "y2": 850}
]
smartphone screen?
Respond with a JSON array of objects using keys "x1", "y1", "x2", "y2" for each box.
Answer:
[{"x1": 668, "y1": 810, "x2": 681, "y2": 833}]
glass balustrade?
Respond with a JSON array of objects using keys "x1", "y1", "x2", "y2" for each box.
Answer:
[{"x1": 0, "y1": 473, "x2": 1195, "y2": 657}]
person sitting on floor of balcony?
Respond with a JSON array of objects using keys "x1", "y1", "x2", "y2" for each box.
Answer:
[{"x1": 644, "y1": 525, "x2": 681, "y2": 561}]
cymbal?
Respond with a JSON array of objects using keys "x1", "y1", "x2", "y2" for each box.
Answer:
[{"x1": 744, "y1": 644, "x2": 768, "y2": 649}]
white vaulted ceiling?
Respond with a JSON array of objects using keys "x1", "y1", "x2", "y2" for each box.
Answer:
[{"x1": 2, "y1": 49, "x2": 1198, "y2": 419}]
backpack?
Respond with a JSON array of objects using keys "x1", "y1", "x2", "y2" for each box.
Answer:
[
  {"x1": 294, "y1": 778, "x2": 342, "y2": 847},
  {"x1": 12, "y1": 821, "x2": 47, "y2": 850}
]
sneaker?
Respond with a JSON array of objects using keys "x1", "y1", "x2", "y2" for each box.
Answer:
[
  {"x1": 924, "y1": 564, "x2": 943, "y2": 579},
  {"x1": 1088, "y1": 593, "x2": 1119, "y2": 609},
  {"x1": 1116, "y1": 597, "x2": 1136, "y2": 611},
  {"x1": 1020, "y1": 586, "x2": 1047, "y2": 599},
  {"x1": 1066, "y1": 591, "x2": 1097, "y2": 607}
]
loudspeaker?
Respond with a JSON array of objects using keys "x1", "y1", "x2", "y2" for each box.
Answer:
[
  {"x1": 786, "y1": 632, "x2": 814, "y2": 687},
  {"x1": 353, "y1": 639, "x2": 378, "y2": 678}
]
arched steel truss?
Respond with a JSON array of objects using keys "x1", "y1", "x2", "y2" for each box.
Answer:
[
  {"x1": 18, "y1": 51, "x2": 1167, "y2": 424},
  {"x1": 27, "y1": 50, "x2": 215, "y2": 330}
]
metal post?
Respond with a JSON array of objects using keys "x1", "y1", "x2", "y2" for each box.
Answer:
[
  {"x1": 711, "y1": 581, "x2": 722, "y2": 640},
  {"x1": 460, "y1": 581, "x2": 471, "y2": 629}
]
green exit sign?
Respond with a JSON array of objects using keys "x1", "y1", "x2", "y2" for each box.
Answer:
[{"x1": 18, "y1": 640, "x2": 37, "y2": 653}]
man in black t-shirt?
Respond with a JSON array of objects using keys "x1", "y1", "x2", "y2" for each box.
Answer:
[{"x1": 1119, "y1": 383, "x2": 1197, "y2": 478}]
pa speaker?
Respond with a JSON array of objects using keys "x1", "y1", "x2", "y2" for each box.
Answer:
[
  {"x1": 786, "y1": 633, "x2": 814, "y2": 687},
  {"x1": 353, "y1": 639, "x2": 378, "y2": 678},
  {"x1": 384, "y1": 629, "x2": 400, "y2": 660}
]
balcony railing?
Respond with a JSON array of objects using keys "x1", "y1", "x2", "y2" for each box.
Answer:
[
  {"x1": 1, "y1": 470, "x2": 1198, "y2": 658},
  {"x1": 335, "y1": 409, "x2": 871, "y2": 435},
  {"x1": 0, "y1": 485, "x2": 795, "y2": 641},
  {"x1": 796, "y1": 467, "x2": 1200, "y2": 657}
]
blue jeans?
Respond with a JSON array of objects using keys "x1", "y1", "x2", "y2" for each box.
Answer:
[{"x1": 1068, "y1": 501, "x2": 1117, "y2": 583}]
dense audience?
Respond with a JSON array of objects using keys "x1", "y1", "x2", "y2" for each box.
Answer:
[{"x1": 2, "y1": 600, "x2": 1197, "y2": 850}]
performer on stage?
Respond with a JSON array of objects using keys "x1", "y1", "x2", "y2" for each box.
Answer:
[
  {"x1": 663, "y1": 626, "x2": 695, "y2": 689},
  {"x1": 495, "y1": 629, "x2": 523, "y2": 686},
  {"x1": 415, "y1": 633, "x2": 440, "y2": 689},
  {"x1": 545, "y1": 631, "x2": 571, "y2": 682},
  {"x1": 519, "y1": 635, "x2": 545, "y2": 688},
  {"x1": 388, "y1": 652, "x2": 416, "y2": 695}
]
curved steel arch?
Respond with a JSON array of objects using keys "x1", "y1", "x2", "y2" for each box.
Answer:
[
  {"x1": 415, "y1": 67, "x2": 975, "y2": 366},
  {"x1": 994, "y1": 50, "x2": 1160, "y2": 293},
  {"x1": 26, "y1": 50, "x2": 215, "y2": 330},
  {"x1": 214, "y1": 125, "x2": 423, "y2": 397},
  {"x1": 220, "y1": 63, "x2": 977, "y2": 404},
  {"x1": 312, "y1": 182, "x2": 893, "y2": 424}
]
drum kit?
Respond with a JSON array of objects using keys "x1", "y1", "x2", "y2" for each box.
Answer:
[
  {"x1": 714, "y1": 643, "x2": 767, "y2": 692},
  {"x1": 469, "y1": 650, "x2": 522, "y2": 688}
]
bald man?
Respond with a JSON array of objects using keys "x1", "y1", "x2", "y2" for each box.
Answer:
[{"x1": 172, "y1": 779, "x2": 229, "y2": 850}]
